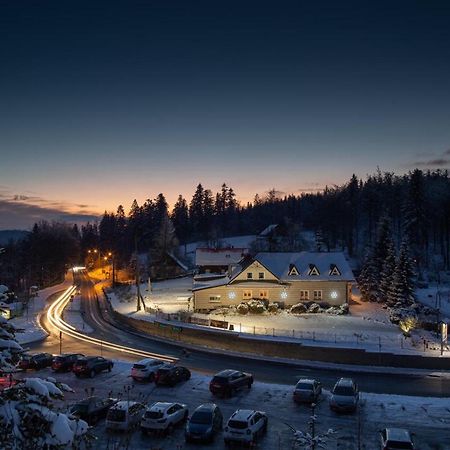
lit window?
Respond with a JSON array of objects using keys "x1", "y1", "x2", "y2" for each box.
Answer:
[
  {"x1": 300, "y1": 290, "x2": 309, "y2": 300},
  {"x1": 247, "y1": 272, "x2": 253, "y2": 279},
  {"x1": 258, "y1": 272, "x2": 265, "y2": 279},
  {"x1": 243, "y1": 290, "x2": 252, "y2": 299},
  {"x1": 313, "y1": 290, "x2": 322, "y2": 300},
  {"x1": 259, "y1": 290, "x2": 268, "y2": 299},
  {"x1": 209, "y1": 295, "x2": 221, "y2": 302}
]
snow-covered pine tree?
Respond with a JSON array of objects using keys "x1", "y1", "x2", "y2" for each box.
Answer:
[
  {"x1": 358, "y1": 246, "x2": 378, "y2": 301},
  {"x1": 0, "y1": 316, "x2": 89, "y2": 449},
  {"x1": 389, "y1": 238, "x2": 417, "y2": 306},
  {"x1": 379, "y1": 241, "x2": 396, "y2": 304}
]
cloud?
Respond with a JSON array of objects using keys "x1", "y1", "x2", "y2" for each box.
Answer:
[
  {"x1": 0, "y1": 191, "x2": 99, "y2": 230},
  {"x1": 412, "y1": 158, "x2": 450, "y2": 167}
]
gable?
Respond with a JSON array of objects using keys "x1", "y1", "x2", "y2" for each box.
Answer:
[
  {"x1": 308, "y1": 264, "x2": 320, "y2": 276},
  {"x1": 231, "y1": 260, "x2": 279, "y2": 283},
  {"x1": 288, "y1": 264, "x2": 299, "y2": 276},
  {"x1": 329, "y1": 264, "x2": 341, "y2": 276}
]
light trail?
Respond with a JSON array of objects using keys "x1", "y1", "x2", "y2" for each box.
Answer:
[{"x1": 46, "y1": 284, "x2": 177, "y2": 363}]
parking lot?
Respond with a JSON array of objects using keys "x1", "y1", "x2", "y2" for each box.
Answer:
[{"x1": 15, "y1": 360, "x2": 450, "y2": 449}]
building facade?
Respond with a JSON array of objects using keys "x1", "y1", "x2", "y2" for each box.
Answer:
[{"x1": 193, "y1": 252, "x2": 355, "y2": 311}]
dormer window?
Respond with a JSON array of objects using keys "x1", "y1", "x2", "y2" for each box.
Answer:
[
  {"x1": 308, "y1": 264, "x2": 320, "y2": 276},
  {"x1": 329, "y1": 264, "x2": 341, "y2": 276},
  {"x1": 288, "y1": 264, "x2": 299, "y2": 276}
]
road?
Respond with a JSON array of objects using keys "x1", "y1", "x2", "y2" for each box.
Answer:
[{"x1": 31, "y1": 270, "x2": 450, "y2": 397}]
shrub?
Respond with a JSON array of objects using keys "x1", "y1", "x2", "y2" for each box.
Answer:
[
  {"x1": 307, "y1": 303, "x2": 322, "y2": 313},
  {"x1": 237, "y1": 303, "x2": 249, "y2": 315},
  {"x1": 247, "y1": 300, "x2": 266, "y2": 314},
  {"x1": 290, "y1": 303, "x2": 307, "y2": 314},
  {"x1": 267, "y1": 303, "x2": 280, "y2": 313}
]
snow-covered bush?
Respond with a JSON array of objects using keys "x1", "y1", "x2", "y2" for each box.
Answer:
[
  {"x1": 247, "y1": 300, "x2": 266, "y2": 314},
  {"x1": 236, "y1": 303, "x2": 249, "y2": 315},
  {"x1": 307, "y1": 303, "x2": 322, "y2": 313},
  {"x1": 290, "y1": 303, "x2": 307, "y2": 314},
  {"x1": 0, "y1": 377, "x2": 89, "y2": 449},
  {"x1": 267, "y1": 303, "x2": 280, "y2": 314}
]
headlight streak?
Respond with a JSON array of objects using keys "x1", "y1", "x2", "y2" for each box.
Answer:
[{"x1": 46, "y1": 285, "x2": 177, "y2": 363}]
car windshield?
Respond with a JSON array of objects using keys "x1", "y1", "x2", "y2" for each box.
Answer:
[
  {"x1": 107, "y1": 409, "x2": 126, "y2": 422},
  {"x1": 146, "y1": 410, "x2": 163, "y2": 419},
  {"x1": 212, "y1": 376, "x2": 227, "y2": 384},
  {"x1": 296, "y1": 383, "x2": 313, "y2": 390},
  {"x1": 333, "y1": 385, "x2": 354, "y2": 396},
  {"x1": 228, "y1": 420, "x2": 247, "y2": 429},
  {"x1": 133, "y1": 364, "x2": 146, "y2": 370},
  {"x1": 386, "y1": 442, "x2": 413, "y2": 449},
  {"x1": 190, "y1": 411, "x2": 212, "y2": 425}
]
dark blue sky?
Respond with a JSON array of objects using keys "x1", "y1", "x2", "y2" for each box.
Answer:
[{"x1": 1, "y1": 1, "x2": 450, "y2": 228}]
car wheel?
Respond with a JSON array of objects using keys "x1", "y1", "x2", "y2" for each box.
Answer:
[{"x1": 90, "y1": 369, "x2": 96, "y2": 378}]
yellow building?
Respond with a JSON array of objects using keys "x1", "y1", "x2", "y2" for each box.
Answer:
[{"x1": 193, "y1": 252, "x2": 355, "y2": 312}]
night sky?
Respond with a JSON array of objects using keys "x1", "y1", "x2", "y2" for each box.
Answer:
[{"x1": 1, "y1": 1, "x2": 450, "y2": 228}]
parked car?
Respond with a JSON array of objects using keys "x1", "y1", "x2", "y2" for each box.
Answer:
[
  {"x1": 130, "y1": 358, "x2": 167, "y2": 382},
  {"x1": 0, "y1": 373, "x2": 18, "y2": 391},
  {"x1": 72, "y1": 356, "x2": 113, "y2": 378},
  {"x1": 155, "y1": 366, "x2": 191, "y2": 386},
  {"x1": 209, "y1": 369, "x2": 253, "y2": 397},
  {"x1": 380, "y1": 428, "x2": 414, "y2": 449},
  {"x1": 293, "y1": 378, "x2": 322, "y2": 404},
  {"x1": 18, "y1": 353, "x2": 54, "y2": 371},
  {"x1": 329, "y1": 378, "x2": 359, "y2": 413},
  {"x1": 52, "y1": 353, "x2": 84, "y2": 372},
  {"x1": 106, "y1": 401, "x2": 146, "y2": 431},
  {"x1": 140, "y1": 402, "x2": 188, "y2": 434},
  {"x1": 69, "y1": 396, "x2": 118, "y2": 425},
  {"x1": 185, "y1": 403, "x2": 223, "y2": 443},
  {"x1": 224, "y1": 409, "x2": 267, "y2": 446}
]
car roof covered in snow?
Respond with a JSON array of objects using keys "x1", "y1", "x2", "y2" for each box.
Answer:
[{"x1": 385, "y1": 428, "x2": 413, "y2": 442}]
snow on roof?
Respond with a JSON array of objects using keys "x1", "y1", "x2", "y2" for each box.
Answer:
[
  {"x1": 254, "y1": 252, "x2": 355, "y2": 282},
  {"x1": 192, "y1": 276, "x2": 230, "y2": 291},
  {"x1": 0, "y1": 285, "x2": 9, "y2": 294},
  {"x1": 258, "y1": 224, "x2": 278, "y2": 236},
  {"x1": 195, "y1": 247, "x2": 248, "y2": 267}
]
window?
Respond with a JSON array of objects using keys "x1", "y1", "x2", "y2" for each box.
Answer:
[
  {"x1": 313, "y1": 290, "x2": 322, "y2": 301},
  {"x1": 288, "y1": 264, "x2": 299, "y2": 276},
  {"x1": 247, "y1": 272, "x2": 253, "y2": 279},
  {"x1": 329, "y1": 264, "x2": 341, "y2": 276},
  {"x1": 308, "y1": 264, "x2": 320, "y2": 276},
  {"x1": 243, "y1": 290, "x2": 252, "y2": 300},
  {"x1": 300, "y1": 290, "x2": 309, "y2": 300},
  {"x1": 259, "y1": 290, "x2": 268, "y2": 299},
  {"x1": 209, "y1": 295, "x2": 221, "y2": 303},
  {"x1": 258, "y1": 272, "x2": 265, "y2": 279}
]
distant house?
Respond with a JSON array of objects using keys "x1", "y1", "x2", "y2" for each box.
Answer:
[
  {"x1": 193, "y1": 252, "x2": 355, "y2": 311},
  {"x1": 195, "y1": 247, "x2": 249, "y2": 275}
]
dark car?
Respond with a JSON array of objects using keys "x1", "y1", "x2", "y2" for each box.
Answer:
[
  {"x1": 155, "y1": 366, "x2": 191, "y2": 387},
  {"x1": 52, "y1": 353, "x2": 84, "y2": 372},
  {"x1": 69, "y1": 396, "x2": 117, "y2": 425},
  {"x1": 209, "y1": 369, "x2": 253, "y2": 397},
  {"x1": 185, "y1": 403, "x2": 223, "y2": 443},
  {"x1": 72, "y1": 356, "x2": 113, "y2": 378},
  {"x1": 293, "y1": 379, "x2": 322, "y2": 404},
  {"x1": 18, "y1": 353, "x2": 54, "y2": 371}
]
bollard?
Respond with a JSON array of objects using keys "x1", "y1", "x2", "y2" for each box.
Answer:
[{"x1": 273, "y1": 328, "x2": 275, "y2": 337}]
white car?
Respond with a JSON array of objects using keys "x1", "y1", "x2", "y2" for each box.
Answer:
[
  {"x1": 130, "y1": 358, "x2": 168, "y2": 382},
  {"x1": 224, "y1": 409, "x2": 267, "y2": 445},
  {"x1": 140, "y1": 402, "x2": 188, "y2": 434}
]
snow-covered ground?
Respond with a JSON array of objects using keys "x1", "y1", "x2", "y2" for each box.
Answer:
[
  {"x1": 14, "y1": 361, "x2": 450, "y2": 449},
  {"x1": 107, "y1": 277, "x2": 449, "y2": 356},
  {"x1": 63, "y1": 295, "x2": 94, "y2": 334},
  {"x1": 417, "y1": 284, "x2": 450, "y2": 320},
  {"x1": 11, "y1": 274, "x2": 74, "y2": 345}
]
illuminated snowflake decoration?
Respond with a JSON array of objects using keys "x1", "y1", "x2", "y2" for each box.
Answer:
[
  {"x1": 228, "y1": 291, "x2": 236, "y2": 300},
  {"x1": 280, "y1": 291, "x2": 288, "y2": 299},
  {"x1": 330, "y1": 291, "x2": 338, "y2": 299}
]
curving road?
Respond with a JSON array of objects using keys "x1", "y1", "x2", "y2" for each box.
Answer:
[{"x1": 31, "y1": 270, "x2": 450, "y2": 397}]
